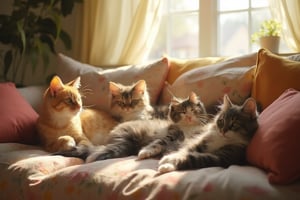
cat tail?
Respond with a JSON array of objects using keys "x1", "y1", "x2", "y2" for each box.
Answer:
[
  {"x1": 86, "y1": 136, "x2": 142, "y2": 163},
  {"x1": 52, "y1": 145, "x2": 93, "y2": 160}
]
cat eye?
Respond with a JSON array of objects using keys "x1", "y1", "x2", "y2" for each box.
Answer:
[
  {"x1": 230, "y1": 122, "x2": 240, "y2": 131},
  {"x1": 65, "y1": 98, "x2": 75, "y2": 105},
  {"x1": 217, "y1": 118, "x2": 224, "y2": 128},
  {"x1": 131, "y1": 99, "x2": 139, "y2": 106},
  {"x1": 117, "y1": 101, "x2": 125, "y2": 106}
]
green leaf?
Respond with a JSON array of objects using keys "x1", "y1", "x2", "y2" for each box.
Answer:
[
  {"x1": 37, "y1": 18, "x2": 57, "y2": 39},
  {"x1": 50, "y1": 10, "x2": 62, "y2": 39},
  {"x1": 11, "y1": 9, "x2": 26, "y2": 21},
  {"x1": 0, "y1": 15, "x2": 18, "y2": 44},
  {"x1": 16, "y1": 20, "x2": 26, "y2": 53},
  {"x1": 61, "y1": 0, "x2": 74, "y2": 17},
  {"x1": 59, "y1": 29, "x2": 72, "y2": 50},
  {"x1": 40, "y1": 34, "x2": 56, "y2": 53},
  {"x1": 4, "y1": 50, "x2": 13, "y2": 76}
]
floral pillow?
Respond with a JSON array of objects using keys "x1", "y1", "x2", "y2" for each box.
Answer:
[
  {"x1": 57, "y1": 54, "x2": 169, "y2": 111},
  {"x1": 159, "y1": 53, "x2": 257, "y2": 113}
]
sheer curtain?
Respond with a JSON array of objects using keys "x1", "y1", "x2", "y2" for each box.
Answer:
[
  {"x1": 269, "y1": 0, "x2": 300, "y2": 52},
  {"x1": 79, "y1": 0, "x2": 163, "y2": 66}
]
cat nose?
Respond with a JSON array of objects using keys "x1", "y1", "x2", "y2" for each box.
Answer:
[
  {"x1": 185, "y1": 116, "x2": 192, "y2": 122},
  {"x1": 221, "y1": 127, "x2": 228, "y2": 135},
  {"x1": 73, "y1": 104, "x2": 81, "y2": 110}
]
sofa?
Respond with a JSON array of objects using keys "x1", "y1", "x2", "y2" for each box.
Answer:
[{"x1": 1, "y1": 48, "x2": 300, "y2": 200}]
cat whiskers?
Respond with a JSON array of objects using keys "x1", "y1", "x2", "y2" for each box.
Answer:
[
  {"x1": 83, "y1": 104, "x2": 96, "y2": 109},
  {"x1": 198, "y1": 114, "x2": 213, "y2": 125},
  {"x1": 79, "y1": 86, "x2": 93, "y2": 99}
]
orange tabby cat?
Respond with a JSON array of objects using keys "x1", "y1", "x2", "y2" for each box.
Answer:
[{"x1": 37, "y1": 75, "x2": 118, "y2": 152}]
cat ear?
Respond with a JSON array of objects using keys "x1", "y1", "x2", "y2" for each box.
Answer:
[
  {"x1": 49, "y1": 76, "x2": 64, "y2": 97},
  {"x1": 67, "y1": 76, "x2": 81, "y2": 89},
  {"x1": 171, "y1": 96, "x2": 180, "y2": 105},
  {"x1": 223, "y1": 94, "x2": 232, "y2": 109},
  {"x1": 189, "y1": 91, "x2": 199, "y2": 103},
  {"x1": 242, "y1": 98, "x2": 258, "y2": 118},
  {"x1": 133, "y1": 80, "x2": 146, "y2": 95},
  {"x1": 109, "y1": 81, "x2": 121, "y2": 96}
]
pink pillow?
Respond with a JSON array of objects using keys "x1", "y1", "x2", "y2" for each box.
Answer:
[
  {"x1": 247, "y1": 88, "x2": 300, "y2": 184},
  {"x1": 0, "y1": 83, "x2": 39, "y2": 144}
]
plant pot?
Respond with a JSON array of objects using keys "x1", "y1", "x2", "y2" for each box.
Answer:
[{"x1": 259, "y1": 36, "x2": 280, "y2": 53}]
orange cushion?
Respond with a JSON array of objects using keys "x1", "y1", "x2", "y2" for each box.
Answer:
[
  {"x1": 160, "y1": 53, "x2": 257, "y2": 113},
  {"x1": 0, "y1": 82, "x2": 38, "y2": 144},
  {"x1": 247, "y1": 88, "x2": 300, "y2": 184},
  {"x1": 166, "y1": 56, "x2": 227, "y2": 84},
  {"x1": 251, "y1": 48, "x2": 300, "y2": 110}
]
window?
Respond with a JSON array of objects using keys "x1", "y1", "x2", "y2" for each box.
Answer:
[
  {"x1": 218, "y1": 0, "x2": 270, "y2": 56},
  {"x1": 149, "y1": 0, "x2": 275, "y2": 59},
  {"x1": 149, "y1": 0, "x2": 199, "y2": 59}
]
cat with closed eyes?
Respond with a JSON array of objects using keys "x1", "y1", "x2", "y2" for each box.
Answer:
[
  {"x1": 157, "y1": 94, "x2": 259, "y2": 174},
  {"x1": 55, "y1": 92, "x2": 209, "y2": 162}
]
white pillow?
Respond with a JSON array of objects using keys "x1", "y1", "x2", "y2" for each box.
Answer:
[
  {"x1": 160, "y1": 53, "x2": 257, "y2": 113},
  {"x1": 17, "y1": 85, "x2": 47, "y2": 113},
  {"x1": 57, "y1": 54, "x2": 169, "y2": 111}
]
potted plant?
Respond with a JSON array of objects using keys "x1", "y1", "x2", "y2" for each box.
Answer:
[
  {"x1": 0, "y1": 0, "x2": 82, "y2": 85},
  {"x1": 251, "y1": 19, "x2": 282, "y2": 53}
]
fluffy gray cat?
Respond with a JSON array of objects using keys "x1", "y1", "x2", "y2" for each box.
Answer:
[{"x1": 158, "y1": 94, "x2": 259, "y2": 173}]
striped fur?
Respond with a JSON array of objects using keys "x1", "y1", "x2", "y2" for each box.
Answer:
[
  {"x1": 59, "y1": 92, "x2": 209, "y2": 162},
  {"x1": 158, "y1": 95, "x2": 259, "y2": 173}
]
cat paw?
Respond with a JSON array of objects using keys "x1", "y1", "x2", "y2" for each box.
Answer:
[
  {"x1": 58, "y1": 136, "x2": 76, "y2": 151},
  {"x1": 158, "y1": 154, "x2": 180, "y2": 173},
  {"x1": 158, "y1": 163, "x2": 176, "y2": 174},
  {"x1": 137, "y1": 149, "x2": 152, "y2": 160},
  {"x1": 86, "y1": 150, "x2": 111, "y2": 163}
]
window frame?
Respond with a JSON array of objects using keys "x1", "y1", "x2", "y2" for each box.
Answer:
[{"x1": 150, "y1": 0, "x2": 271, "y2": 58}]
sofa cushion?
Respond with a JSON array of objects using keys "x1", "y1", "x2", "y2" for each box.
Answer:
[
  {"x1": 0, "y1": 82, "x2": 39, "y2": 144},
  {"x1": 247, "y1": 88, "x2": 300, "y2": 184},
  {"x1": 57, "y1": 53, "x2": 169, "y2": 111},
  {"x1": 160, "y1": 52, "x2": 257, "y2": 113},
  {"x1": 251, "y1": 48, "x2": 300, "y2": 110},
  {"x1": 17, "y1": 85, "x2": 47, "y2": 113},
  {"x1": 166, "y1": 56, "x2": 227, "y2": 84}
]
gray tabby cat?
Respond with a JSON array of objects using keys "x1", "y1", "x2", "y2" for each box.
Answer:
[
  {"x1": 109, "y1": 80, "x2": 154, "y2": 121},
  {"x1": 85, "y1": 92, "x2": 208, "y2": 162},
  {"x1": 56, "y1": 92, "x2": 209, "y2": 161},
  {"x1": 158, "y1": 94, "x2": 259, "y2": 174}
]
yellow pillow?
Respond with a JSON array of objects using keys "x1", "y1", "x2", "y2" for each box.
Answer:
[
  {"x1": 166, "y1": 56, "x2": 227, "y2": 84},
  {"x1": 251, "y1": 48, "x2": 300, "y2": 110}
]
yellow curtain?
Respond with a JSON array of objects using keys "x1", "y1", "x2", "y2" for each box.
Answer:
[
  {"x1": 269, "y1": 0, "x2": 300, "y2": 52},
  {"x1": 79, "y1": 0, "x2": 163, "y2": 66}
]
